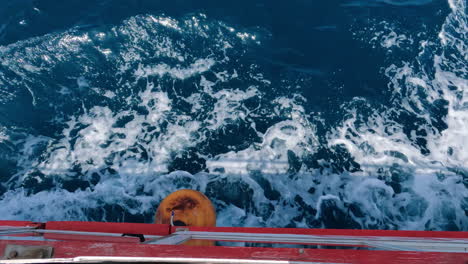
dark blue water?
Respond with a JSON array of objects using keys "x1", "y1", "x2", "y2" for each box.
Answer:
[{"x1": 0, "y1": 0, "x2": 466, "y2": 231}]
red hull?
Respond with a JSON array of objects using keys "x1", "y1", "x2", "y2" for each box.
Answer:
[{"x1": 1, "y1": 220, "x2": 467, "y2": 263}]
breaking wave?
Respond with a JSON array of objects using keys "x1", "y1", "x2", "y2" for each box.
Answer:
[{"x1": 0, "y1": 0, "x2": 466, "y2": 231}]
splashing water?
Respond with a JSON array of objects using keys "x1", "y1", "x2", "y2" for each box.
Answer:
[{"x1": 0, "y1": 0, "x2": 466, "y2": 230}]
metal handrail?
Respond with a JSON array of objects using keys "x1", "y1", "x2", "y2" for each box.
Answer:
[
  {"x1": 169, "y1": 231, "x2": 468, "y2": 253},
  {"x1": 1, "y1": 227, "x2": 467, "y2": 253},
  {"x1": 0, "y1": 228, "x2": 162, "y2": 240}
]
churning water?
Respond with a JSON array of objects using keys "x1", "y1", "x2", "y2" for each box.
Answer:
[{"x1": 0, "y1": 0, "x2": 466, "y2": 231}]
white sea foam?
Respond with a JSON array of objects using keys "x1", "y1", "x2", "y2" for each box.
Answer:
[
  {"x1": 149, "y1": 16, "x2": 181, "y2": 31},
  {"x1": 0, "y1": 3, "x2": 466, "y2": 231},
  {"x1": 326, "y1": 0, "x2": 468, "y2": 230},
  {"x1": 0, "y1": 128, "x2": 8, "y2": 143},
  {"x1": 207, "y1": 94, "x2": 317, "y2": 175},
  {"x1": 365, "y1": 21, "x2": 415, "y2": 51},
  {"x1": 135, "y1": 58, "x2": 216, "y2": 80}
]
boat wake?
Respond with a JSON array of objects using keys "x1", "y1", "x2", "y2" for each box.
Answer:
[{"x1": 0, "y1": 0, "x2": 466, "y2": 230}]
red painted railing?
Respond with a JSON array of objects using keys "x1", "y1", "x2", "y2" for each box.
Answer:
[{"x1": 0, "y1": 220, "x2": 467, "y2": 264}]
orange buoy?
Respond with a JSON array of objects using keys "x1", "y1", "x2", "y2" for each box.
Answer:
[
  {"x1": 155, "y1": 189, "x2": 216, "y2": 228},
  {"x1": 155, "y1": 189, "x2": 216, "y2": 246}
]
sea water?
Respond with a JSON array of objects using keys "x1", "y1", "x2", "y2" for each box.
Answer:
[{"x1": 0, "y1": 0, "x2": 466, "y2": 231}]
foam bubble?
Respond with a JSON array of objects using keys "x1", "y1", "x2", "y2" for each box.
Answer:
[{"x1": 135, "y1": 58, "x2": 216, "y2": 80}]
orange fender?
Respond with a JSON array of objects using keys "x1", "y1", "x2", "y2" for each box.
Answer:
[{"x1": 155, "y1": 189, "x2": 216, "y2": 246}]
